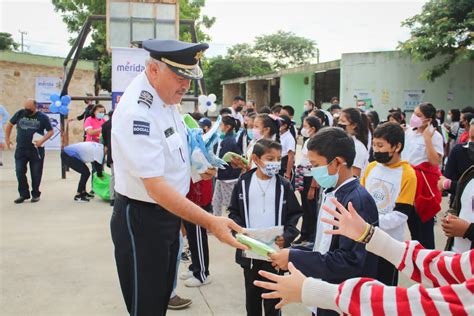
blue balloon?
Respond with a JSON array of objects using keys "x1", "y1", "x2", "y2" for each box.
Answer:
[
  {"x1": 59, "y1": 105, "x2": 69, "y2": 115},
  {"x1": 50, "y1": 94, "x2": 60, "y2": 103},
  {"x1": 61, "y1": 95, "x2": 71, "y2": 106},
  {"x1": 49, "y1": 104, "x2": 59, "y2": 113}
]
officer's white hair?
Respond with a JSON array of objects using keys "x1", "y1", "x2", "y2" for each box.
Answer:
[{"x1": 145, "y1": 57, "x2": 166, "y2": 71}]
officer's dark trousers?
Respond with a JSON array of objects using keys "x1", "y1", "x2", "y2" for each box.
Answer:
[
  {"x1": 15, "y1": 146, "x2": 45, "y2": 198},
  {"x1": 183, "y1": 203, "x2": 211, "y2": 282},
  {"x1": 111, "y1": 193, "x2": 181, "y2": 316},
  {"x1": 61, "y1": 152, "x2": 90, "y2": 193}
]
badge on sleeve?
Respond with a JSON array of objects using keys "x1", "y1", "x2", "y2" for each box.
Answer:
[
  {"x1": 138, "y1": 90, "x2": 153, "y2": 108},
  {"x1": 133, "y1": 120, "x2": 150, "y2": 136}
]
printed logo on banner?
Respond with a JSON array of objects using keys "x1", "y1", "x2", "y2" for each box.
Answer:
[
  {"x1": 116, "y1": 61, "x2": 145, "y2": 73},
  {"x1": 133, "y1": 120, "x2": 150, "y2": 136}
]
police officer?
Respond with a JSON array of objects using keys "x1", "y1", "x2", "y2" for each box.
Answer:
[{"x1": 110, "y1": 39, "x2": 247, "y2": 316}]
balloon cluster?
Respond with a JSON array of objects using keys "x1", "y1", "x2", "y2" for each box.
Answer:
[
  {"x1": 198, "y1": 94, "x2": 217, "y2": 113},
  {"x1": 49, "y1": 94, "x2": 71, "y2": 115}
]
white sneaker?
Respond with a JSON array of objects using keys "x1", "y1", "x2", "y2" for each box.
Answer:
[
  {"x1": 184, "y1": 276, "x2": 212, "y2": 288},
  {"x1": 179, "y1": 270, "x2": 194, "y2": 280}
]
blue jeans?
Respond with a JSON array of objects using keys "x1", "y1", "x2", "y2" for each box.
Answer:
[{"x1": 15, "y1": 146, "x2": 45, "y2": 198}]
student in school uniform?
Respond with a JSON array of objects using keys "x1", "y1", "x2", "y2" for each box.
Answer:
[
  {"x1": 212, "y1": 116, "x2": 241, "y2": 216},
  {"x1": 269, "y1": 127, "x2": 379, "y2": 316},
  {"x1": 294, "y1": 116, "x2": 322, "y2": 245},
  {"x1": 280, "y1": 105, "x2": 297, "y2": 140},
  {"x1": 337, "y1": 108, "x2": 370, "y2": 177},
  {"x1": 361, "y1": 122, "x2": 417, "y2": 286},
  {"x1": 228, "y1": 139, "x2": 302, "y2": 316},
  {"x1": 237, "y1": 113, "x2": 256, "y2": 158},
  {"x1": 279, "y1": 115, "x2": 296, "y2": 182}
]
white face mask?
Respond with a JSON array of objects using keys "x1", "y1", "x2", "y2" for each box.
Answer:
[
  {"x1": 304, "y1": 104, "x2": 312, "y2": 112},
  {"x1": 259, "y1": 160, "x2": 281, "y2": 177},
  {"x1": 301, "y1": 127, "x2": 311, "y2": 138}
]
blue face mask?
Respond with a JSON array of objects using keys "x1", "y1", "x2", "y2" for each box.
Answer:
[
  {"x1": 247, "y1": 128, "x2": 254, "y2": 140},
  {"x1": 97, "y1": 113, "x2": 105, "y2": 120},
  {"x1": 310, "y1": 159, "x2": 339, "y2": 189}
]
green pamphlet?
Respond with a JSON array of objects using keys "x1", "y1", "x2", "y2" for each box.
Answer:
[
  {"x1": 236, "y1": 233, "x2": 276, "y2": 259},
  {"x1": 223, "y1": 152, "x2": 248, "y2": 166}
]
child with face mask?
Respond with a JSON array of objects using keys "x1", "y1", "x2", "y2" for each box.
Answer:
[
  {"x1": 361, "y1": 122, "x2": 417, "y2": 286},
  {"x1": 228, "y1": 139, "x2": 302, "y2": 316},
  {"x1": 211, "y1": 116, "x2": 242, "y2": 216},
  {"x1": 84, "y1": 104, "x2": 107, "y2": 143},
  {"x1": 268, "y1": 127, "x2": 379, "y2": 316}
]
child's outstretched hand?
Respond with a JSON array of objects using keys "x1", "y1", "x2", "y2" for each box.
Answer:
[
  {"x1": 269, "y1": 249, "x2": 289, "y2": 270},
  {"x1": 321, "y1": 198, "x2": 369, "y2": 242},
  {"x1": 275, "y1": 236, "x2": 285, "y2": 249}
]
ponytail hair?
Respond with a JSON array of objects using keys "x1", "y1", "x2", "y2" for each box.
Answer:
[
  {"x1": 222, "y1": 115, "x2": 239, "y2": 133},
  {"x1": 418, "y1": 102, "x2": 438, "y2": 128},
  {"x1": 342, "y1": 107, "x2": 369, "y2": 148},
  {"x1": 257, "y1": 113, "x2": 281, "y2": 142}
]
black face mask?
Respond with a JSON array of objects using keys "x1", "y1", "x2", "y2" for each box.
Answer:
[
  {"x1": 373, "y1": 151, "x2": 393, "y2": 164},
  {"x1": 337, "y1": 123, "x2": 347, "y2": 131},
  {"x1": 236, "y1": 106, "x2": 243, "y2": 112},
  {"x1": 24, "y1": 109, "x2": 34, "y2": 116}
]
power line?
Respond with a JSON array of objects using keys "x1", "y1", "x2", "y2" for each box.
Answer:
[{"x1": 18, "y1": 30, "x2": 29, "y2": 52}]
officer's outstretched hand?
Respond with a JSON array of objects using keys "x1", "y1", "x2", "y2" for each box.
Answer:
[{"x1": 208, "y1": 216, "x2": 249, "y2": 250}]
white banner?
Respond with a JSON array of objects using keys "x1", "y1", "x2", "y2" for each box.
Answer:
[
  {"x1": 111, "y1": 47, "x2": 148, "y2": 108},
  {"x1": 35, "y1": 77, "x2": 62, "y2": 103},
  {"x1": 43, "y1": 113, "x2": 61, "y2": 150},
  {"x1": 404, "y1": 89, "x2": 424, "y2": 111}
]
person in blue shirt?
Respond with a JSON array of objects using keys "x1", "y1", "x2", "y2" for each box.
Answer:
[
  {"x1": 0, "y1": 104, "x2": 10, "y2": 166},
  {"x1": 269, "y1": 127, "x2": 379, "y2": 316},
  {"x1": 5, "y1": 99, "x2": 53, "y2": 204}
]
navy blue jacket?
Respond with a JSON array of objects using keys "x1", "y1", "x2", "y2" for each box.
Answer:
[
  {"x1": 228, "y1": 169, "x2": 302, "y2": 268},
  {"x1": 289, "y1": 179, "x2": 379, "y2": 316},
  {"x1": 217, "y1": 133, "x2": 242, "y2": 180}
]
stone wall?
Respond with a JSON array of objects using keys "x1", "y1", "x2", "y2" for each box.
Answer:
[
  {"x1": 0, "y1": 52, "x2": 96, "y2": 146},
  {"x1": 246, "y1": 80, "x2": 269, "y2": 110},
  {"x1": 222, "y1": 83, "x2": 240, "y2": 107}
]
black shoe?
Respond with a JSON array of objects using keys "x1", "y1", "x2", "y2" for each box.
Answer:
[
  {"x1": 31, "y1": 197, "x2": 40, "y2": 203},
  {"x1": 110, "y1": 199, "x2": 115, "y2": 207},
  {"x1": 292, "y1": 237, "x2": 307, "y2": 246},
  {"x1": 74, "y1": 193, "x2": 90, "y2": 202},
  {"x1": 86, "y1": 191, "x2": 95, "y2": 199},
  {"x1": 14, "y1": 196, "x2": 29, "y2": 204}
]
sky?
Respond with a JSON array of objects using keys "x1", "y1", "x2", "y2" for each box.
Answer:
[{"x1": 1, "y1": 0, "x2": 427, "y2": 62}]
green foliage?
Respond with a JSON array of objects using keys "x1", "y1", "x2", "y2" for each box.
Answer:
[
  {"x1": 253, "y1": 30, "x2": 317, "y2": 69},
  {"x1": 0, "y1": 32, "x2": 19, "y2": 51},
  {"x1": 52, "y1": 0, "x2": 214, "y2": 92},
  {"x1": 399, "y1": 0, "x2": 474, "y2": 81}
]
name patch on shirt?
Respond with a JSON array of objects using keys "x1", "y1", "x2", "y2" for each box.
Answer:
[
  {"x1": 137, "y1": 90, "x2": 153, "y2": 108},
  {"x1": 133, "y1": 120, "x2": 150, "y2": 135},
  {"x1": 164, "y1": 127, "x2": 175, "y2": 138}
]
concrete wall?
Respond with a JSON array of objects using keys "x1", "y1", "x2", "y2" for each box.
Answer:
[
  {"x1": 280, "y1": 72, "x2": 314, "y2": 124},
  {"x1": 0, "y1": 51, "x2": 97, "y2": 145},
  {"x1": 340, "y1": 51, "x2": 474, "y2": 118},
  {"x1": 222, "y1": 83, "x2": 240, "y2": 107},
  {"x1": 246, "y1": 80, "x2": 269, "y2": 110}
]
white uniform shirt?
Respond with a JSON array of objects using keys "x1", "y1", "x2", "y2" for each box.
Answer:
[
  {"x1": 300, "y1": 139, "x2": 312, "y2": 176},
  {"x1": 230, "y1": 107, "x2": 244, "y2": 125},
  {"x1": 64, "y1": 142, "x2": 104, "y2": 163},
  {"x1": 248, "y1": 173, "x2": 276, "y2": 228},
  {"x1": 111, "y1": 72, "x2": 190, "y2": 203},
  {"x1": 402, "y1": 127, "x2": 444, "y2": 166},
  {"x1": 280, "y1": 130, "x2": 296, "y2": 157},
  {"x1": 453, "y1": 179, "x2": 474, "y2": 253},
  {"x1": 352, "y1": 136, "x2": 369, "y2": 174}
]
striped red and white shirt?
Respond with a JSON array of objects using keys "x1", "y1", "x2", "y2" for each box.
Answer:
[{"x1": 301, "y1": 227, "x2": 474, "y2": 315}]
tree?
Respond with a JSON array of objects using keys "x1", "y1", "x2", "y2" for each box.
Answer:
[
  {"x1": 253, "y1": 30, "x2": 317, "y2": 69},
  {"x1": 0, "y1": 32, "x2": 19, "y2": 51},
  {"x1": 204, "y1": 44, "x2": 272, "y2": 103},
  {"x1": 52, "y1": 0, "x2": 215, "y2": 92},
  {"x1": 399, "y1": 0, "x2": 474, "y2": 81}
]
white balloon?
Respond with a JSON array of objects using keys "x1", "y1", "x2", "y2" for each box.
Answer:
[
  {"x1": 209, "y1": 104, "x2": 216, "y2": 112},
  {"x1": 208, "y1": 94, "x2": 217, "y2": 102},
  {"x1": 198, "y1": 104, "x2": 207, "y2": 113},
  {"x1": 55, "y1": 100, "x2": 62, "y2": 107},
  {"x1": 198, "y1": 95, "x2": 208, "y2": 105}
]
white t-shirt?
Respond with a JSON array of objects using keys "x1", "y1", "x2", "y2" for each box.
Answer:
[
  {"x1": 280, "y1": 130, "x2": 296, "y2": 157},
  {"x1": 112, "y1": 72, "x2": 191, "y2": 203},
  {"x1": 230, "y1": 107, "x2": 244, "y2": 125},
  {"x1": 402, "y1": 127, "x2": 444, "y2": 166},
  {"x1": 452, "y1": 179, "x2": 474, "y2": 253},
  {"x1": 352, "y1": 136, "x2": 369, "y2": 174},
  {"x1": 300, "y1": 139, "x2": 312, "y2": 176},
  {"x1": 248, "y1": 173, "x2": 277, "y2": 228},
  {"x1": 64, "y1": 142, "x2": 104, "y2": 164}
]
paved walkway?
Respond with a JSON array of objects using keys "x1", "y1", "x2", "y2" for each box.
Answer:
[{"x1": 0, "y1": 150, "x2": 448, "y2": 315}]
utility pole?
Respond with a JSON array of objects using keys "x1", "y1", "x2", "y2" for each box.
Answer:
[{"x1": 18, "y1": 30, "x2": 28, "y2": 52}]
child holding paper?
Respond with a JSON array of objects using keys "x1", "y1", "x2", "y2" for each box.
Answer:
[{"x1": 228, "y1": 139, "x2": 302, "y2": 316}]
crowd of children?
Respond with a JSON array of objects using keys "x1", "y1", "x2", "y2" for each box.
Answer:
[{"x1": 177, "y1": 96, "x2": 473, "y2": 316}]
